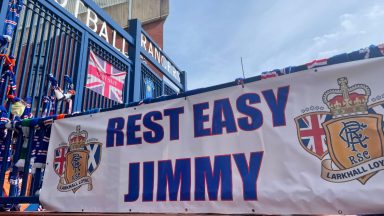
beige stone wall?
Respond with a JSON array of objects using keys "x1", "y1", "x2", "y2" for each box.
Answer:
[{"x1": 64, "y1": 0, "x2": 169, "y2": 28}]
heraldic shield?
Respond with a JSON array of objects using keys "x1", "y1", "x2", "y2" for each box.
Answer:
[
  {"x1": 54, "y1": 125, "x2": 102, "y2": 193},
  {"x1": 323, "y1": 113, "x2": 384, "y2": 183},
  {"x1": 65, "y1": 149, "x2": 90, "y2": 193}
]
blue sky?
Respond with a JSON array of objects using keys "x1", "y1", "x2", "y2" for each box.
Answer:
[{"x1": 164, "y1": 1, "x2": 384, "y2": 90}]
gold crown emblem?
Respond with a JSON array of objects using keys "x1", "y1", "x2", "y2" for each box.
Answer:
[
  {"x1": 68, "y1": 125, "x2": 88, "y2": 150},
  {"x1": 322, "y1": 77, "x2": 371, "y2": 117}
]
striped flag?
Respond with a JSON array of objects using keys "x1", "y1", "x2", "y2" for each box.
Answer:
[{"x1": 306, "y1": 58, "x2": 328, "y2": 69}]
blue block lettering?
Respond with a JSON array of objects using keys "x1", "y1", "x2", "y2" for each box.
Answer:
[
  {"x1": 212, "y1": 99, "x2": 237, "y2": 135},
  {"x1": 143, "y1": 162, "x2": 154, "y2": 201},
  {"x1": 124, "y1": 163, "x2": 140, "y2": 202},
  {"x1": 143, "y1": 111, "x2": 164, "y2": 143},
  {"x1": 164, "y1": 107, "x2": 184, "y2": 140},
  {"x1": 233, "y1": 152, "x2": 263, "y2": 200},
  {"x1": 193, "y1": 103, "x2": 211, "y2": 137},
  {"x1": 236, "y1": 94, "x2": 263, "y2": 131},
  {"x1": 127, "y1": 114, "x2": 142, "y2": 145},
  {"x1": 195, "y1": 155, "x2": 232, "y2": 201},
  {"x1": 106, "y1": 117, "x2": 125, "y2": 148},
  {"x1": 157, "y1": 159, "x2": 191, "y2": 201},
  {"x1": 262, "y1": 86, "x2": 289, "y2": 126}
]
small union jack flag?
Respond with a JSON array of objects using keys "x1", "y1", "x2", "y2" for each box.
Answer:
[
  {"x1": 53, "y1": 146, "x2": 68, "y2": 176},
  {"x1": 85, "y1": 50, "x2": 127, "y2": 103},
  {"x1": 296, "y1": 113, "x2": 331, "y2": 159}
]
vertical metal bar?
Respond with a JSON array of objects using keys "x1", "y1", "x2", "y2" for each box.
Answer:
[
  {"x1": 46, "y1": 14, "x2": 59, "y2": 86},
  {"x1": 93, "y1": 93, "x2": 97, "y2": 109},
  {"x1": 73, "y1": 33, "x2": 88, "y2": 112},
  {"x1": 7, "y1": 129, "x2": 23, "y2": 197},
  {"x1": 92, "y1": 92, "x2": 96, "y2": 109},
  {"x1": 140, "y1": 70, "x2": 144, "y2": 99},
  {"x1": 123, "y1": 66, "x2": 130, "y2": 103},
  {"x1": 24, "y1": 3, "x2": 44, "y2": 98},
  {"x1": 69, "y1": 33, "x2": 79, "y2": 79},
  {"x1": 86, "y1": 90, "x2": 91, "y2": 110},
  {"x1": 55, "y1": 23, "x2": 69, "y2": 114},
  {"x1": 128, "y1": 19, "x2": 142, "y2": 103},
  {"x1": 101, "y1": 96, "x2": 105, "y2": 108},
  {"x1": 10, "y1": 0, "x2": 26, "y2": 56},
  {"x1": 60, "y1": 28, "x2": 74, "y2": 112},
  {"x1": 161, "y1": 79, "x2": 165, "y2": 96},
  {"x1": 20, "y1": 128, "x2": 35, "y2": 196},
  {"x1": 97, "y1": 94, "x2": 101, "y2": 108},
  {"x1": 35, "y1": 10, "x2": 54, "y2": 116},
  {"x1": 52, "y1": 20, "x2": 64, "y2": 78},
  {"x1": 88, "y1": 91, "x2": 93, "y2": 110},
  {"x1": 85, "y1": 91, "x2": 90, "y2": 111},
  {"x1": 17, "y1": 2, "x2": 39, "y2": 96},
  {"x1": 180, "y1": 71, "x2": 187, "y2": 92},
  {"x1": 29, "y1": 5, "x2": 48, "y2": 102},
  {"x1": 94, "y1": 94, "x2": 98, "y2": 108},
  {"x1": 81, "y1": 89, "x2": 86, "y2": 112},
  {"x1": 51, "y1": 20, "x2": 64, "y2": 115},
  {"x1": 14, "y1": 1, "x2": 31, "y2": 73}
]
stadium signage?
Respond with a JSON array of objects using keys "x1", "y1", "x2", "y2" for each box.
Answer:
[
  {"x1": 141, "y1": 33, "x2": 181, "y2": 83},
  {"x1": 54, "y1": 0, "x2": 129, "y2": 57}
]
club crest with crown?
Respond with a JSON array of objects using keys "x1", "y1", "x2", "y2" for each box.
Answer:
[
  {"x1": 295, "y1": 77, "x2": 384, "y2": 184},
  {"x1": 53, "y1": 125, "x2": 102, "y2": 193}
]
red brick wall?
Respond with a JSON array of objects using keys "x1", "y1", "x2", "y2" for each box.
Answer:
[{"x1": 142, "y1": 19, "x2": 165, "y2": 49}]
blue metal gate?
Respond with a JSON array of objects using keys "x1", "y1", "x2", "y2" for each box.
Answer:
[{"x1": 0, "y1": 0, "x2": 185, "y2": 209}]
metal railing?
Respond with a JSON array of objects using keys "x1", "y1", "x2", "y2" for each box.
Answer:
[{"x1": 0, "y1": 0, "x2": 185, "y2": 210}]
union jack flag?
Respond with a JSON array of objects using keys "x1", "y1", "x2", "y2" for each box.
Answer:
[
  {"x1": 53, "y1": 146, "x2": 68, "y2": 176},
  {"x1": 296, "y1": 113, "x2": 331, "y2": 159},
  {"x1": 85, "y1": 50, "x2": 126, "y2": 103}
]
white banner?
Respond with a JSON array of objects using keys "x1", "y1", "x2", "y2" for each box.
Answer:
[{"x1": 40, "y1": 57, "x2": 384, "y2": 214}]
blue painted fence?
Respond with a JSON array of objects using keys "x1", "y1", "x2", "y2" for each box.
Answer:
[{"x1": 0, "y1": 0, "x2": 185, "y2": 210}]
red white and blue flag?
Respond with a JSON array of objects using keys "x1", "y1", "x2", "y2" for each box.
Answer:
[
  {"x1": 306, "y1": 58, "x2": 328, "y2": 69},
  {"x1": 53, "y1": 146, "x2": 68, "y2": 176},
  {"x1": 296, "y1": 113, "x2": 331, "y2": 159},
  {"x1": 85, "y1": 50, "x2": 126, "y2": 103}
]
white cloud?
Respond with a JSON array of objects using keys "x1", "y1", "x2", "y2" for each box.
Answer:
[
  {"x1": 366, "y1": 5, "x2": 384, "y2": 18},
  {"x1": 165, "y1": 1, "x2": 384, "y2": 90}
]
